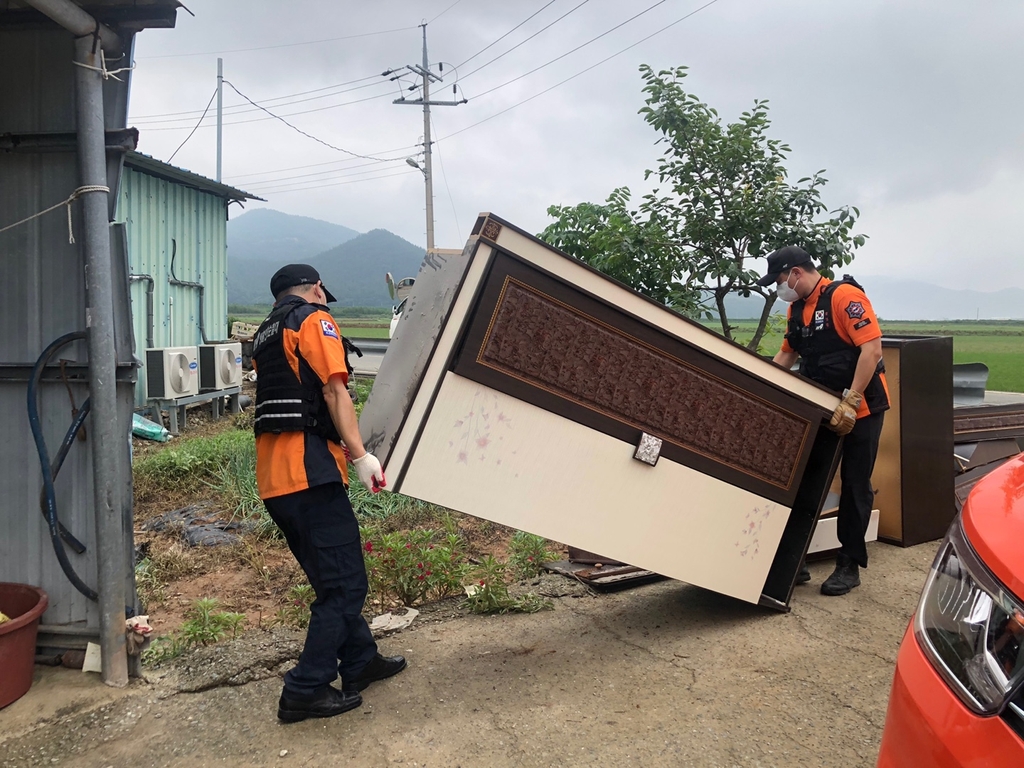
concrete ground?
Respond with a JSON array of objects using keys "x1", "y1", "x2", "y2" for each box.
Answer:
[{"x1": 0, "y1": 541, "x2": 936, "y2": 768}]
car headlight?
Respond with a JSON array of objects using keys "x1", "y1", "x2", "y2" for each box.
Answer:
[{"x1": 914, "y1": 516, "x2": 1024, "y2": 715}]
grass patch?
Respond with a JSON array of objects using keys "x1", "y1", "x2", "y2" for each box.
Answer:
[{"x1": 134, "y1": 429, "x2": 254, "y2": 499}]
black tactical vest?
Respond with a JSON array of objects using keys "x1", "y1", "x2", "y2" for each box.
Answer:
[
  {"x1": 251, "y1": 297, "x2": 341, "y2": 441},
  {"x1": 785, "y1": 277, "x2": 889, "y2": 414}
]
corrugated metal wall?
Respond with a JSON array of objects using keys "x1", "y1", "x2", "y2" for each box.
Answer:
[
  {"x1": 0, "y1": 27, "x2": 136, "y2": 642},
  {"x1": 116, "y1": 168, "x2": 230, "y2": 406}
]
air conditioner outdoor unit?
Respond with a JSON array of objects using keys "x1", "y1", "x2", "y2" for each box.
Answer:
[
  {"x1": 146, "y1": 346, "x2": 199, "y2": 399},
  {"x1": 198, "y1": 342, "x2": 243, "y2": 392}
]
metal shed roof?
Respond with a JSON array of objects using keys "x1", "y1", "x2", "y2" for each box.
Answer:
[{"x1": 124, "y1": 151, "x2": 264, "y2": 202}]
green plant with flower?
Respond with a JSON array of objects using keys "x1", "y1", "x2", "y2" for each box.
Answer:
[
  {"x1": 507, "y1": 531, "x2": 559, "y2": 579},
  {"x1": 463, "y1": 555, "x2": 552, "y2": 615},
  {"x1": 361, "y1": 527, "x2": 470, "y2": 607}
]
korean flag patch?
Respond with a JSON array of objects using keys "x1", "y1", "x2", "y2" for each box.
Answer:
[
  {"x1": 320, "y1": 319, "x2": 340, "y2": 340},
  {"x1": 845, "y1": 301, "x2": 866, "y2": 320}
]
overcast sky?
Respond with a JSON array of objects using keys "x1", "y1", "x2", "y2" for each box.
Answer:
[{"x1": 126, "y1": 0, "x2": 1024, "y2": 292}]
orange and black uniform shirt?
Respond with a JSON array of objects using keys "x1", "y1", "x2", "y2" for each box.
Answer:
[
  {"x1": 781, "y1": 277, "x2": 890, "y2": 419},
  {"x1": 254, "y1": 301, "x2": 349, "y2": 499}
]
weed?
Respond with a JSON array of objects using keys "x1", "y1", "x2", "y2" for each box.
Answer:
[
  {"x1": 150, "y1": 542, "x2": 196, "y2": 581},
  {"x1": 134, "y1": 557, "x2": 165, "y2": 609},
  {"x1": 275, "y1": 584, "x2": 316, "y2": 629},
  {"x1": 134, "y1": 430, "x2": 254, "y2": 497},
  {"x1": 349, "y1": 480, "x2": 448, "y2": 531},
  {"x1": 507, "y1": 531, "x2": 559, "y2": 579},
  {"x1": 462, "y1": 556, "x2": 553, "y2": 615},
  {"x1": 237, "y1": 539, "x2": 271, "y2": 587},
  {"x1": 141, "y1": 597, "x2": 247, "y2": 665},
  {"x1": 362, "y1": 527, "x2": 470, "y2": 607}
]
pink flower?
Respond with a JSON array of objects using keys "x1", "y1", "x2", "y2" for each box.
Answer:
[
  {"x1": 417, "y1": 562, "x2": 423, "y2": 569},
  {"x1": 479, "y1": 580, "x2": 486, "y2": 586},
  {"x1": 476, "y1": 436, "x2": 490, "y2": 448},
  {"x1": 425, "y1": 571, "x2": 432, "y2": 577},
  {"x1": 364, "y1": 541, "x2": 374, "y2": 553},
  {"x1": 417, "y1": 574, "x2": 425, "y2": 581},
  {"x1": 457, "y1": 451, "x2": 468, "y2": 464}
]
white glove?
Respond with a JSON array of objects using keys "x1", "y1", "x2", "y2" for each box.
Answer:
[{"x1": 352, "y1": 452, "x2": 387, "y2": 493}]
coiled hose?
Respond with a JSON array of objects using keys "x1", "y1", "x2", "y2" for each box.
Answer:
[{"x1": 27, "y1": 331, "x2": 98, "y2": 601}]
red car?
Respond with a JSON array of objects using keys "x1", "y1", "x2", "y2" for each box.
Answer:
[{"x1": 878, "y1": 454, "x2": 1024, "y2": 766}]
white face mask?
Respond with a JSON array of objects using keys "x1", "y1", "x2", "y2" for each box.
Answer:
[{"x1": 776, "y1": 272, "x2": 801, "y2": 303}]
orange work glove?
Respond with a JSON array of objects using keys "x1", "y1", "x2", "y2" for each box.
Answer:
[{"x1": 828, "y1": 389, "x2": 862, "y2": 436}]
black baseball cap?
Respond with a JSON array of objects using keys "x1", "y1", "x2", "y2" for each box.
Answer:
[
  {"x1": 757, "y1": 246, "x2": 814, "y2": 286},
  {"x1": 270, "y1": 264, "x2": 337, "y2": 303}
]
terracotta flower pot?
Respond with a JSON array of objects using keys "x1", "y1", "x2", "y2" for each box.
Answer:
[{"x1": 0, "y1": 583, "x2": 49, "y2": 709}]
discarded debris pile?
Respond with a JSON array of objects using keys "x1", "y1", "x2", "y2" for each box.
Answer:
[
  {"x1": 954, "y1": 403, "x2": 1024, "y2": 511},
  {"x1": 141, "y1": 501, "x2": 245, "y2": 548}
]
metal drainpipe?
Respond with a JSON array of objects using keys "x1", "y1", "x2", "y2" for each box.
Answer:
[
  {"x1": 169, "y1": 240, "x2": 211, "y2": 344},
  {"x1": 73, "y1": 34, "x2": 129, "y2": 688},
  {"x1": 129, "y1": 274, "x2": 155, "y2": 348}
]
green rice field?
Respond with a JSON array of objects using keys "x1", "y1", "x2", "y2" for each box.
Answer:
[{"x1": 723, "y1": 320, "x2": 1024, "y2": 393}]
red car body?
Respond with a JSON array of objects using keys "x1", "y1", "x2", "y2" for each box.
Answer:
[{"x1": 878, "y1": 455, "x2": 1024, "y2": 767}]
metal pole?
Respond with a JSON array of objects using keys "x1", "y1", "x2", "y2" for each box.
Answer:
[
  {"x1": 23, "y1": 0, "x2": 120, "y2": 53},
  {"x1": 216, "y1": 58, "x2": 223, "y2": 182},
  {"x1": 74, "y1": 34, "x2": 129, "y2": 688},
  {"x1": 420, "y1": 25, "x2": 435, "y2": 253}
]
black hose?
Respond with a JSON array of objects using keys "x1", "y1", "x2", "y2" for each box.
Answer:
[
  {"x1": 27, "y1": 331, "x2": 98, "y2": 601},
  {"x1": 38, "y1": 397, "x2": 91, "y2": 554}
]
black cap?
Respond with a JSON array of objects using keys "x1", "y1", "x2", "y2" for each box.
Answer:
[
  {"x1": 757, "y1": 246, "x2": 813, "y2": 286},
  {"x1": 270, "y1": 263, "x2": 337, "y2": 303}
]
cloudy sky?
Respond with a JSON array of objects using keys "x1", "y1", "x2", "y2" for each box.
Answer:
[{"x1": 126, "y1": 0, "x2": 1024, "y2": 292}]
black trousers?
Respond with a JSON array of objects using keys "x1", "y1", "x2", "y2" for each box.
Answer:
[
  {"x1": 263, "y1": 482, "x2": 377, "y2": 696},
  {"x1": 837, "y1": 412, "x2": 885, "y2": 568}
]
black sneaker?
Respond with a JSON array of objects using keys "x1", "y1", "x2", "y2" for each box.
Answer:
[
  {"x1": 343, "y1": 653, "x2": 407, "y2": 692},
  {"x1": 796, "y1": 565, "x2": 811, "y2": 584},
  {"x1": 820, "y1": 555, "x2": 860, "y2": 596},
  {"x1": 277, "y1": 685, "x2": 362, "y2": 723}
]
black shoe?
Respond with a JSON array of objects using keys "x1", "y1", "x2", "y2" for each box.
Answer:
[
  {"x1": 343, "y1": 653, "x2": 407, "y2": 692},
  {"x1": 796, "y1": 565, "x2": 811, "y2": 584},
  {"x1": 820, "y1": 555, "x2": 860, "y2": 596},
  {"x1": 277, "y1": 685, "x2": 362, "y2": 723}
]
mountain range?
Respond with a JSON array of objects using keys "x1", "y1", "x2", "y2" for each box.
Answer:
[
  {"x1": 227, "y1": 209, "x2": 423, "y2": 306},
  {"x1": 227, "y1": 209, "x2": 1023, "y2": 319}
]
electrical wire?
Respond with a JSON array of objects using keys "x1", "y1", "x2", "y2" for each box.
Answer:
[
  {"x1": 471, "y1": 0, "x2": 673, "y2": 101},
  {"x1": 140, "y1": 88, "x2": 396, "y2": 132},
  {"x1": 457, "y1": 0, "x2": 593, "y2": 82},
  {"x1": 140, "y1": 26, "x2": 418, "y2": 59},
  {"x1": 239, "y1": 158, "x2": 414, "y2": 187},
  {"x1": 252, "y1": 168, "x2": 420, "y2": 196},
  {"x1": 430, "y1": 114, "x2": 462, "y2": 244},
  {"x1": 223, "y1": 144, "x2": 422, "y2": 181},
  {"x1": 437, "y1": 0, "x2": 721, "y2": 143},
  {"x1": 219, "y1": 80, "x2": 404, "y2": 161},
  {"x1": 167, "y1": 87, "x2": 217, "y2": 163},
  {"x1": 131, "y1": 75, "x2": 387, "y2": 123},
  {"x1": 429, "y1": 0, "x2": 465, "y2": 24},
  {"x1": 452, "y1": 0, "x2": 559, "y2": 69}
]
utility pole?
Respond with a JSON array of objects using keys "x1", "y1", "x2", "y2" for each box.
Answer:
[
  {"x1": 216, "y1": 57, "x2": 223, "y2": 182},
  {"x1": 387, "y1": 23, "x2": 466, "y2": 252}
]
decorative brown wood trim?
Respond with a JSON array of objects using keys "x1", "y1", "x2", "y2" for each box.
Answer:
[{"x1": 452, "y1": 252, "x2": 825, "y2": 507}]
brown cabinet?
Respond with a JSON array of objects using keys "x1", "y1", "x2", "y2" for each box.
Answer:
[{"x1": 874, "y1": 336, "x2": 954, "y2": 546}]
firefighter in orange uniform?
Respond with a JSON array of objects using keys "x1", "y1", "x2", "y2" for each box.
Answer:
[
  {"x1": 760, "y1": 246, "x2": 890, "y2": 596},
  {"x1": 252, "y1": 264, "x2": 405, "y2": 722}
]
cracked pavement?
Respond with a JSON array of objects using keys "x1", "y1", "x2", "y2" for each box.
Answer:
[{"x1": 0, "y1": 541, "x2": 936, "y2": 768}]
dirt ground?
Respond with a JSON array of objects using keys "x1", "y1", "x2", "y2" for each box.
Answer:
[{"x1": 0, "y1": 540, "x2": 935, "y2": 768}]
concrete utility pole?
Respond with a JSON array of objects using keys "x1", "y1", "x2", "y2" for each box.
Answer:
[
  {"x1": 387, "y1": 23, "x2": 466, "y2": 252},
  {"x1": 216, "y1": 58, "x2": 223, "y2": 182}
]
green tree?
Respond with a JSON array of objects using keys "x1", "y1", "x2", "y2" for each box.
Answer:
[{"x1": 541, "y1": 65, "x2": 867, "y2": 351}]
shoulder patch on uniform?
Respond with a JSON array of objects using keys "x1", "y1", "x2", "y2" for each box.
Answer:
[
  {"x1": 853, "y1": 318, "x2": 873, "y2": 330},
  {"x1": 845, "y1": 301, "x2": 866, "y2": 320},
  {"x1": 320, "y1": 319, "x2": 340, "y2": 339}
]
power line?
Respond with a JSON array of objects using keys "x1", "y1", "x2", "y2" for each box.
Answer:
[
  {"x1": 233, "y1": 157, "x2": 409, "y2": 186},
  {"x1": 429, "y1": 0, "x2": 465, "y2": 24},
  {"x1": 457, "y1": 0, "x2": 593, "y2": 82},
  {"x1": 221, "y1": 80, "x2": 403, "y2": 162},
  {"x1": 453, "y1": 0, "x2": 559, "y2": 69},
  {"x1": 430, "y1": 114, "x2": 462, "y2": 245},
  {"x1": 167, "y1": 87, "x2": 217, "y2": 163},
  {"x1": 223, "y1": 145, "x2": 421, "y2": 181},
  {"x1": 140, "y1": 26, "x2": 418, "y2": 59},
  {"x1": 130, "y1": 73, "x2": 383, "y2": 121},
  {"x1": 138, "y1": 89, "x2": 396, "y2": 132},
  {"x1": 438, "y1": 0, "x2": 721, "y2": 143},
  {"x1": 252, "y1": 168, "x2": 420, "y2": 196},
  {"x1": 248, "y1": 163, "x2": 418, "y2": 191},
  {"x1": 472, "y1": 0, "x2": 673, "y2": 100}
]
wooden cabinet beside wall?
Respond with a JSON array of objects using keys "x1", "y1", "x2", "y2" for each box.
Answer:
[{"x1": 873, "y1": 336, "x2": 954, "y2": 546}]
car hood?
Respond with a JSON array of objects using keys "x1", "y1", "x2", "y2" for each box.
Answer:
[{"x1": 962, "y1": 453, "x2": 1024, "y2": 600}]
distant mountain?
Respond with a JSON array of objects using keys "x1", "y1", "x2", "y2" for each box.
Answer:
[
  {"x1": 717, "y1": 276, "x2": 1024, "y2": 321},
  {"x1": 226, "y1": 213, "x2": 425, "y2": 306},
  {"x1": 228, "y1": 208, "x2": 359, "y2": 263}
]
